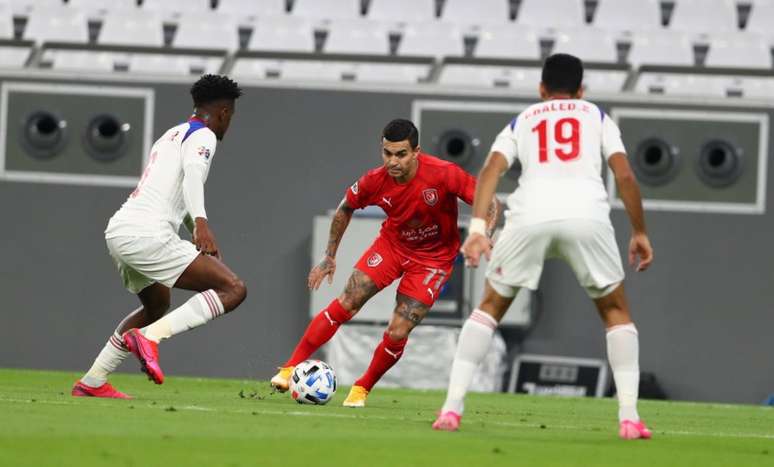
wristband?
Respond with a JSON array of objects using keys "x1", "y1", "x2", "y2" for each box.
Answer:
[{"x1": 469, "y1": 217, "x2": 487, "y2": 236}]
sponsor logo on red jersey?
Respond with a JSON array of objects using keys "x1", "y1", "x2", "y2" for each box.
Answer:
[
  {"x1": 422, "y1": 188, "x2": 438, "y2": 206},
  {"x1": 367, "y1": 253, "x2": 383, "y2": 267}
]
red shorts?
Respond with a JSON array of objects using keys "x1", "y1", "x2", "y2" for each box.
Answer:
[{"x1": 354, "y1": 235, "x2": 454, "y2": 307}]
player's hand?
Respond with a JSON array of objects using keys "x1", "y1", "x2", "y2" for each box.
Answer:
[
  {"x1": 193, "y1": 218, "x2": 221, "y2": 260},
  {"x1": 308, "y1": 255, "x2": 336, "y2": 290},
  {"x1": 461, "y1": 233, "x2": 492, "y2": 268},
  {"x1": 629, "y1": 232, "x2": 653, "y2": 272}
]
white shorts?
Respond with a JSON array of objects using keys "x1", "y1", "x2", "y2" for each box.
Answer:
[
  {"x1": 105, "y1": 233, "x2": 200, "y2": 294},
  {"x1": 486, "y1": 219, "x2": 624, "y2": 299}
]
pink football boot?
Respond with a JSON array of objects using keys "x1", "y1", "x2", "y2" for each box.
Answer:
[
  {"x1": 619, "y1": 420, "x2": 653, "y2": 440},
  {"x1": 123, "y1": 328, "x2": 165, "y2": 384},
  {"x1": 432, "y1": 411, "x2": 462, "y2": 431}
]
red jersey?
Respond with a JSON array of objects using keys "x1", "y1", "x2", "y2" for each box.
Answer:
[{"x1": 345, "y1": 153, "x2": 476, "y2": 267}]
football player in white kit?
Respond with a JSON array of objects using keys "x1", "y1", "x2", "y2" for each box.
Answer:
[
  {"x1": 72, "y1": 75, "x2": 246, "y2": 398},
  {"x1": 433, "y1": 54, "x2": 654, "y2": 439}
]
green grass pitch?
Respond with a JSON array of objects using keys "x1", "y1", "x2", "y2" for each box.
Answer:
[{"x1": 1, "y1": 369, "x2": 772, "y2": 467}]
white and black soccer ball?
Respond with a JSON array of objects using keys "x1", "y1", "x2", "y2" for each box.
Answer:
[{"x1": 290, "y1": 359, "x2": 337, "y2": 405}]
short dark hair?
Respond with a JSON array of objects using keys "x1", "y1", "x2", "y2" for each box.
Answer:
[
  {"x1": 541, "y1": 54, "x2": 584, "y2": 95},
  {"x1": 382, "y1": 119, "x2": 419, "y2": 149},
  {"x1": 190, "y1": 74, "x2": 242, "y2": 107}
]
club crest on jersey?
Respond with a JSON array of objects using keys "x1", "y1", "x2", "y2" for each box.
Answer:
[
  {"x1": 197, "y1": 146, "x2": 211, "y2": 160},
  {"x1": 367, "y1": 253, "x2": 383, "y2": 268},
  {"x1": 422, "y1": 188, "x2": 439, "y2": 206},
  {"x1": 350, "y1": 181, "x2": 359, "y2": 195}
]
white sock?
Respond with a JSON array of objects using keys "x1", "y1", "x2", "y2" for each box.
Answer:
[
  {"x1": 441, "y1": 309, "x2": 498, "y2": 415},
  {"x1": 81, "y1": 332, "x2": 130, "y2": 387},
  {"x1": 141, "y1": 290, "x2": 224, "y2": 343},
  {"x1": 606, "y1": 323, "x2": 640, "y2": 422}
]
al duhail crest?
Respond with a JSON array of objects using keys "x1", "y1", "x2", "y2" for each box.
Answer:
[{"x1": 422, "y1": 188, "x2": 438, "y2": 206}]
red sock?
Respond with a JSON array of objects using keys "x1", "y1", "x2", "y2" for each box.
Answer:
[
  {"x1": 354, "y1": 332, "x2": 408, "y2": 391},
  {"x1": 285, "y1": 299, "x2": 351, "y2": 367}
]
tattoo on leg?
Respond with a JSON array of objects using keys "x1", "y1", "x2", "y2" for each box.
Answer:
[
  {"x1": 343, "y1": 271, "x2": 379, "y2": 309},
  {"x1": 395, "y1": 295, "x2": 428, "y2": 325}
]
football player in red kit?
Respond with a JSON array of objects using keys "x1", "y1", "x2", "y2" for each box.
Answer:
[{"x1": 271, "y1": 119, "x2": 498, "y2": 407}]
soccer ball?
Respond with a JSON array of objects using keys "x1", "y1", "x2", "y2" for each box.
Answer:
[{"x1": 290, "y1": 359, "x2": 337, "y2": 405}]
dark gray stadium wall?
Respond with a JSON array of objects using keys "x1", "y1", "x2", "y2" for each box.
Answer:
[{"x1": 0, "y1": 73, "x2": 772, "y2": 405}]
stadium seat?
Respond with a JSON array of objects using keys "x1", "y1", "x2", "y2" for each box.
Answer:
[
  {"x1": 23, "y1": 6, "x2": 88, "y2": 44},
  {"x1": 129, "y1": 53, "x2": 222, "y2": 75},
  {"x1": 745, "y1": 0, "x2": 774, "y2": 38},
  {"x1": 48, "y1": 50, "x2": 115, "y2": 72},
  {"x1": 99, "y1": 9, "x2": 164, "y2": 47},
  {"x1": 592, "y1": 0, "x2": 661, "y2": 32},
  {"x1": 517, "y1": 0, "x2": 585, "y2": 30},
  {"x1": 0, "y1": 46, "x2": 30, "y2": 67},
  {"x1": 215, "y1": 0, "x2": 285, "y2": 17},
  {"x1": 474, "y1": 25, "x2": 541, "y2": 60},
  {"x1": 704, "y1": 34, "x2": 773, "y2": 69},
  {"x1": 173, "y1": 12, "x2": 240, "y2": 51},
  {"x1": 8, "y1": 0, "x2": 63, "y2": 16},
  {"x1": 398, "y1": 22, "x2": 465, "y2": 58},
  {"x1": 367, "y1": 0, "x2": 435, "y2": 23},
  {"x1": 627, "y1": 31, "x2": 694, "y2": 67},
  {"x1": 634, "y1": 73, "x2": 728, "y2": 97},
  {"x1": 142, "y1": 0, "x2": 212, "y2": 16},
  {"x1": 324, "y1": 19, "x2": 390, "y2": 55},
  {"x1": 354, "y1": 63, "x2": 431, "y2": 83},
  {"x1": 668, "y1": 0, "x2": 738, "y2": 33},
  {"x1": 292, "y1": 0, "x2": 360, "y2": 20},
  {"x1": 438, "y1": 64, "x2": 541, "y2": 89},
  {"x1": 441, "y1": 0, "x2": 510, "y2": 25},
  {"x1": 552, "y1": 27, "x2": 619, "y2": 63},
  {"x1": 0, "y1": 1, "x2": 13, "y2": 39},
  {"x1": 68, "y1": 0, "x2": 137, "y2": 17},
  {"x1": 247, "y1": 15, "x2": 315, "y2": 53}
]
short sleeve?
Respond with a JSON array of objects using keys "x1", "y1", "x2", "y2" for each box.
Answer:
[
  {"x1": 489, "y1": 117, "x2": 519, "y2": 168},
  {"x1": 345, "y1": 172, "x2": 374, "y2": 209},
  {"x1": 447, "y1": 163, "x2": 476, "y2": 205},
  {"x1": 181, "y1": 127, "x2": 217, "y2": 170},
  {"x1": 601, "y1": 113, "x2": 626, "y2": 159}
]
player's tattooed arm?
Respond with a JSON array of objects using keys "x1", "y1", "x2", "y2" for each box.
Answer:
[
  {"x1": 394, "y1": 294, "x2": 430, "y2": 326},
  {"x1": 308, "y1": 198, "x2": 355, "y2": 290}
]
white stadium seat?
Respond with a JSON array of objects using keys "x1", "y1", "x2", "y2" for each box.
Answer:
[
  {"x1": 439, "y1": 64, "x2": 540, "y2": 89},
  {"x1": 247, "y1": 15, "x2": 315, "y2": 53},
  {"x1": 0, "y1": 46, "x2": 31, "y2": 67},
  {"x1": 216, "y1": 0, "x2": 285, "y2": 17},
  {"x1": 99, "y1": 10, "x2": 164, "y2": 47},
  {"x1": 324, "y1": 19, "x2": 390, "y2": 55},
  {"x1": 474, "y1": 25, "x2": 541, "y2": 60},
  {"x1": 552, "y1": 27, "x2": 619, "y2": 63},
  {"x1": 668, "y1": 0, "x2": 738, "y2": 33},
  {"x1": 704, "y1": 34, "x2": 773, "y2": 69},
  {"x1": 142, "y1": 0, "x2": 212, "y2": 15},
  {"x1": 174, "y1": 12, "x2": 240, "y2": 51},
  {"x1": 635, "y1": 73, "x2": 729, "y2": 97},
  {"x1": 67, "y1": 0, "x2": 137, "y2": 18},
  {"x1": 367, "y1": 0, "x2": 435, "y2": 23},
  {"x1": 0, "y1": 1, "x2": 13, "y2": 39},
  {"x1": 129, "y1": 53, "x2": 222, "y2": 75},
  {"x1": 8, "y1": 0, "x2": 63, "y2": 16},
  {"x1": 517, "y1": 0, "x2": 585, "y2": 29},
  {"x1": 745, "y1": 0, "x2": 774, "y2": 38},
  {"x1": 627, "y1": 31, "x2": 694, "y2": 67},
  {"x1": 441, "y1": 0, "x2": 510, "y2": 25},
  {"x1": 593, "y1": 0, "x2": 661, "y2": 31},
  {"x1": 23, "y1": 6, "x2": 88, "y2": 43},
  {"x1": 292, "y1": 0, "x2": 360, "y2": 20},
  {"x1": 398, "y1": 22, "x2": 465, "y2": 58},
  {"x1": 49, "y1": 50, "x2": 114, "y2": 72}
]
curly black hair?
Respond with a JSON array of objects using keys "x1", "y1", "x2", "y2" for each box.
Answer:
[{"x1": 190, "y1": 74, "x2": 243, "y2": 106}]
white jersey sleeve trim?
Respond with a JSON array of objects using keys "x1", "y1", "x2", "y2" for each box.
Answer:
[{"x1": 490, "y1": 117, "x2": 519, "y2": 168}]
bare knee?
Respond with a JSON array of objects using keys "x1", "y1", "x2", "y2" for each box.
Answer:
[
  {"x1": 385, "y1": 323, "x2": 411, "y2": 341},
  {"x1": 220, "y1": 276, "x2": 247, "y2": 312},
  {"x1": 337, "y1": 292, "x2": 362, "y2": 315}
]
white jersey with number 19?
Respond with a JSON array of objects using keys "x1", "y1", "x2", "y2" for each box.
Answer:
[{"x1": 490, "y1": 99, "x2": 626, "y2": 228}]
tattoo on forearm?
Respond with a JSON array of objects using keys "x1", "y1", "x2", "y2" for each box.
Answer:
[
  {"x1": 325, "y1": 207, "x2": 353, "y2": 258},
  {"x1": 343, "y1": 270, "x2": 379, "y2": 309}
]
